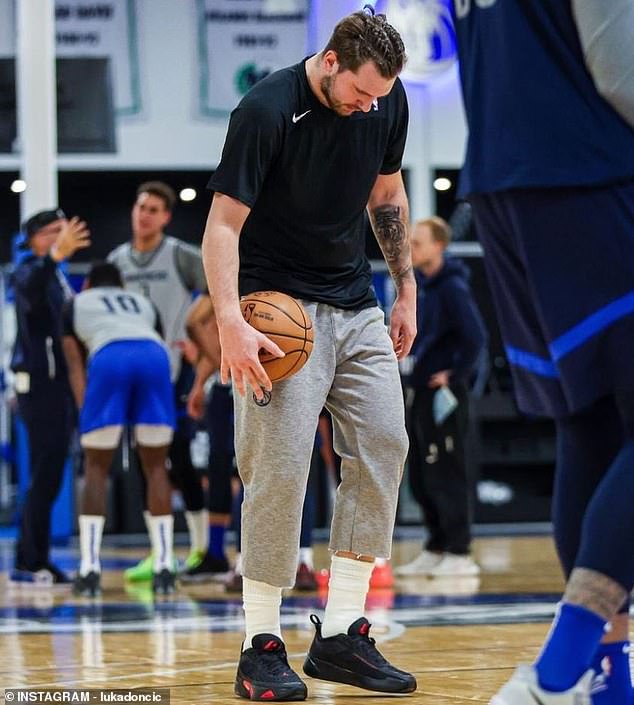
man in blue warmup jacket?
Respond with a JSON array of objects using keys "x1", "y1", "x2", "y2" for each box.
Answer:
[
  {"x1": 10, "y1": 209, "x2": 90, "y2": 585},
  {"x1": 452, "y1": 2, "x2": 634, "y2": 704}
]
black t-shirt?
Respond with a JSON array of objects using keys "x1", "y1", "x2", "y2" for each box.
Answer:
[{"x1": 208, "y1": 59, "x2": 409, "y2": 309}]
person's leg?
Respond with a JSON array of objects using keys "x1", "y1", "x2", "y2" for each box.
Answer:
[
  {"x1": 77, "y1": 443, "x2": 116, "y2": 577},
  {"x1": 235, "y1": 324, "x2": 330, "y2": 591},
  {"x1": 396, "y1": 388, "x2": 444, "y2": 576},
  {"x1": 295, "y1": 445, "x2": 318, "y2": 590},
  {"x1": 137, "y1": 439, "x2": 175, "y2": 590},
  {"x1": 428, "y1": 384, "x2": 479, "y2": 577},
  {"x1": 203, "y1": 384, "x2": 235, "y2": 573},
  {"x1": 128, "y1": 341, "x2": 178, "y2": 593},
  {"x1": 405, "y1": 391, "x2": 425, "y2": 508},
  {"x1": 303, "y1": 306, "x2": 415, "y2": 695},
  {"x1": 299, "y1": 446, "x2": 317, "y2": 554},
  {"x1": 323, "y1": 306, "x2": 407, "y2": 633},
  {"x1": 233, "y1": 302, "x2": 332, "y2": 702},
  {"x1": 74, "y1": 425, "x2": 121, "y2": 596},
  {"x1": 533, "y1": 392, "x2": 634, "y2": 695},
  {"x1": 15, "y1": 386, "x2": 73, "y2": 572},
  {"x1": 470, "y1": 185, "x2": 634, "y2": 702},
  {"x1": 224, "y1": 477, "x2": 244, "y2": 593},
  {"x1": 169, "y1": 361, "x2": 207, "y2": 563},
  {"x1": 413, "y1": 387, "x2": 446, "y2": 552},
  {"x1": 181, "y1": 384, "x2": 234, "y2": 581},
  {"x1": 234, "y1": 300, "x2": 332, "y2": 637},
  {"x1": 168, "y1": 422, "x2": 207, "y2": 557},
  {"x1": 75, "y1": 346, "x2": 136, "y2": 590}
]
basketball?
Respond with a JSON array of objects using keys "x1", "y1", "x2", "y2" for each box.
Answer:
[{"x1": 240, "y1": 291, "x2": 314, "y2": 382}]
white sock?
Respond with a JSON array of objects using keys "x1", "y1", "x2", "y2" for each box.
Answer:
[
  {"x1": 185, "y1": 509, "x2": 209, "y2": 555},
  {"x1": 298, "y1": 547, "x2": 314, "y2": 569},
  {"x1": 143, "y1": 510, "x2": 153, "y2": 557},
  {"x1": 148, "y1": 515, "x2": 174, "y2": 572},
  {"x1": 234, "y1": 552, "x2": 243, "y2": 575},
  {"x1": 79, "y1": 515, "x2": 105, "y2": 577},
  {"x1": 243, "y1": 577, "x2": 282, "y2": 650},
  {"x1": 375, "y1": 557, "x2": 387, "y2": 567},
  {"x1": 322, "y1": 555, "x2": 373, "y2": 638}
]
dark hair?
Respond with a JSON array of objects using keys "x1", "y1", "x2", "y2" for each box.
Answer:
[
  {"x1": 86, "y1": 261, "x2": 123, "y2": 288},
  {"x1": 136, "y1": 181, "x2": 176, "y2": 212},
  {"x1": 22, "y1": 208, "x2": 66, "y2": 239},
  {"x1": 323, "y1": 11, "x2": 406, "y2": 79}
]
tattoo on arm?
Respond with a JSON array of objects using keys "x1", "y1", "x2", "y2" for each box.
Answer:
[
  {"x1": 371, "y1": 205, "x2": 414, "y2": 289},
  {"x1": 564, "y1": 567, "x2": 628, "y2": 621}
]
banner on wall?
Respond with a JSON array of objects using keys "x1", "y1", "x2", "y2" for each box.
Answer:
[
  {"x1": 197, "y1": 0, "x2": 309, "y2": 117},
  {"x1": 377, "y1": 0, "x2": 456, "y2": 83},
  {"x1": 0, "y1": 0, "x2": 141, "y2": 115}
]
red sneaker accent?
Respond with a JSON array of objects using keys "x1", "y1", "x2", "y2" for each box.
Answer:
[
  {"x1": 315, "y1": 568, "x2": 330, "y2": 589},
  {"x1": 263, "y1": 640, "x2": 279, "y2": 651},
  {"x1": 260, "y1": 690, "x2": 275, "y2": 700},
  {"x1": 243, "y1": 679, "x2": 253, "y2": 696},
  {"x1": 359, "y1": 622, "x2": 369, "y2": 636},
  {"x1": 370, "y1": 563, "x2": 394, "y2": 589}
]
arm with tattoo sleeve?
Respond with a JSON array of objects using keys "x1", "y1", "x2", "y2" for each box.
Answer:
[{"x1": 367, "y1": 171, "x2": 416, "y2": 358}]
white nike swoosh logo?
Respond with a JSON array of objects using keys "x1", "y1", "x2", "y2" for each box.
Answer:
[{"x1": 292, "y1": 110, "x2": 311, "y2": 123}]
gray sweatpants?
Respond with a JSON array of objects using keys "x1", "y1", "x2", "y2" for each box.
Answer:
[{"x1": 234, "y1": 302, "x2": 408, "y2": 587}]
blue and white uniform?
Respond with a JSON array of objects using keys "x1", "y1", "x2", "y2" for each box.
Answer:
[
  {"x1": 63, "y1": 286, "x2": 175, "y2": 448},
  {"x1": 453, "y1": 0, "x2": 634, "y2": 418}
]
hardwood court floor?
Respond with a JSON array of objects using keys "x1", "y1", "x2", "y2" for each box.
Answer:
[{"x1": 0, "y1": 536, "x2": 577, "y2": 704}]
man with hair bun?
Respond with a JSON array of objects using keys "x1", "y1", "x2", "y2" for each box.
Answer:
[{"x1": 204, "y1": 7, "x2": 416, "y2": 701}]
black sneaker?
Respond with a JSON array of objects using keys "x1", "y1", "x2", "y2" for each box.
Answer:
[
  {"x1": 44, "y1": 562, "x2": 72, "y2": 584},
  {"x1": 73, "y1": 571, "x2": 101, "y2": 597},
  {"x1": 180, "y1": 552, "x2": 230, "y2": 583},
  {"x1": 152, "y1": 569, "x2": 176, "y2": 595},
  {"x1": 303, "y1": 615, "x2": 417, "y2": 694},
  {"x1": 235, "y1": 634, "x2": 307, "y2": 701}
]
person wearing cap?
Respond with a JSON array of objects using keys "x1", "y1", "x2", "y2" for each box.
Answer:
[{"x1": 10, "y1": 208, "x2": 90, "y2": 585}]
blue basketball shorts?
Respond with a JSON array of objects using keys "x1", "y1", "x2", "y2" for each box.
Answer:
[
  {"x1": 80, "y1": 339, "x2": 176, "y2": 436},
  {"x1": 470, "y1": 179, "x2": 634, "y2": 418}
]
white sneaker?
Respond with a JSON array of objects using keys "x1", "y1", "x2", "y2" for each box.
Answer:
[
  {"x1": 429, "y1": 553, "x2": 480, "y2": 577},
  {"x1": 490, "y1": 665, "x2": 593, "y2": 705},
  {"x1": 394, "y1": 550, "x2": 443, "y2": 576}
]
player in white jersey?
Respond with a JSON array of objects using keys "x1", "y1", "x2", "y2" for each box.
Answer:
[
  {"x1": 108, "y1": 181, "x2": 209, "y2": 582},
  {"x1": 62, "y1": 262, "x2": 176, "y2": 596}
]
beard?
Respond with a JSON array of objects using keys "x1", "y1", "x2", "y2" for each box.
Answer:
[{"x1": 319, "y1": 74, "x2": 352, "y2": 116}]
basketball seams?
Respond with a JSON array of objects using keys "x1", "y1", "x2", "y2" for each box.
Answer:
[
  {"x1": 240, "y1": 291, "x2": 314, "y2": 382},
  {"x1": 242, "y1": 294, "x2": 306, "y2": 328},
  {"x1": 261, "y1": 350, "x2": 308, "y2": 379}
]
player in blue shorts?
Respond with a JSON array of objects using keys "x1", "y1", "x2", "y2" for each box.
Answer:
[
  {"x1": 452, "y1": 2, "x2": 634, "y2": 704},
  {"x1": 62, "y1": 262, "x2": 176, "y2": 596}
]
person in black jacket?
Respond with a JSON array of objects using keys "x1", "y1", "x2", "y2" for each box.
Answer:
[
  {"x1": 396, "y1": 216, "x2": 486, "y2": 579},
  {"x1": 10, "y1": 208, "x2": 90, "y2": 585}
]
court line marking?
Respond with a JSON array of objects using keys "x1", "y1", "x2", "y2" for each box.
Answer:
[{"x1": 2, "y1": 619, "x2": 405, "y2": 690}]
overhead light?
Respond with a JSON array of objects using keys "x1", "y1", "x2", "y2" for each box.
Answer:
[
  {"x1": 11, "y1": 179, "x2": 26, "y2": 193},
  {"x1": 180, "y1": 188, "x2": 196, "y2": 202},
  {"x1": 433, "y1": 177, "x2": 452, "y2": 192}
]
